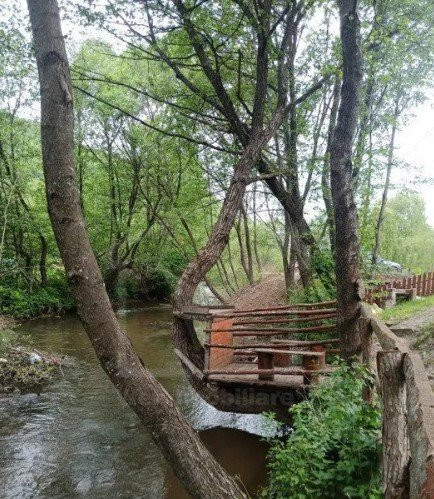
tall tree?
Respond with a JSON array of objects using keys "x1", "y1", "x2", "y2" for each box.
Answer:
[
  {"x1": 330, "y1": 0, "x2": 364, "y2": 357},
  {"x1": 26, "y1": 0, "x2": 247, "y2": 497}
]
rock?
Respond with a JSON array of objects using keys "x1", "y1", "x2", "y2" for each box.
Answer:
[
  {"x1": 0, "y1": 358, "x2": 7, "y2": 363},
  {"x1": 28, "y1": 353, "x2": 43, "y2": 365}
]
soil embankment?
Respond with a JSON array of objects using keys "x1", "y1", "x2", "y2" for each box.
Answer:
[{"x1": 228, "y1": 273, "x2": 288, "y2": 310}]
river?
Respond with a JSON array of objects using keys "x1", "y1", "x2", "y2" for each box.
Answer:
[{"x1": 0, "y1": 306, "x2": 273, "y2": 498}]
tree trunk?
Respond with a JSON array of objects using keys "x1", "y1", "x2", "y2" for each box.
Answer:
[
  {"x1": 39, "y1": 234, "x2": 47, "y2": 287},
  {"x1": 104, "y1": 265, "x2": 122, "y2": 296},
  {"x1": 322, "y1": 77, "x2": 340, "y2": 255},
  {"x1": 372, "y1": 97, "x2": 399, "y2": 264},
  {"x1": 330, "y1": 0, "x2": 364, "y2": 358},
  {"x1": 26, "y1": 1, "x2": 247, "y2": 497}
]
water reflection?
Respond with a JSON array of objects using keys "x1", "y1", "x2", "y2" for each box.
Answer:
[{"x1": 0, "y1": 306, "x2": 273, "y2": 498}]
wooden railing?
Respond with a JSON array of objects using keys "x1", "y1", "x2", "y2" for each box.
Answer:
[
  {"x1": 365, "y1": 271, "x2": 434, "y2": 306},
  {"x1": 202, "y1": 300, "x2": 339, "y2": 385},
  {"x1": 360, "y1": 304, "x2": 434, "y2": 498}
]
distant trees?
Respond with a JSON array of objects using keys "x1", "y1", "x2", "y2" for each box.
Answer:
[{"x1": 369, "y1": 191, "x2": 434, "y2": 272}]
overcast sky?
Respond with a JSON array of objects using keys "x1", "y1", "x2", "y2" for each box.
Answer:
[{"x1": 395, "y1": 92, "x2": 434, "y2": 225}]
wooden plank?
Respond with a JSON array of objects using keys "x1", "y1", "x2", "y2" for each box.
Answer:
[
  {"x1": 361, "y1": 304, "x2": 409, "y2": 352},
  {"x1": 204, "y1": 367, "x2": 335, "y2": 376},
  {"x1": 174, "y1": 348, "x2": 205, "y2": 381},
  {"x1": 213, "y1": 307, "x2": 338, "y2": 319},
  {"x1": 255, "y1": 349, "x2": 325, "y2": 357},
  {"x1": 206, "y1": 324, "x2": 337, "y2": 335},
  {"x1": 173, "y1": 310, "x2": 212, "y2": 321},
  {"x1": 204, "y1": 339, "x2": 340, "y2": 349},
  {"x1": 216, "y1": 300, "x2": 338, "y2": 314},
  {"x1": 403, "y1": 353, "x2": 434, "y2": 499},
  {"x1": 233, "y1": 313, "x2": 337, "y2": 326}
]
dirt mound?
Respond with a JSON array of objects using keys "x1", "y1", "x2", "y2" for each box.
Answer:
[{"x1": 228, "y1": 274, "x2": 287, "y2": 310}]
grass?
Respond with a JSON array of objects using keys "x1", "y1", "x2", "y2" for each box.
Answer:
[
  {"x1": 379, "y1": 295, "x2": 434, "y2": 324},
  {"x1": 413, "y1": 321, "x2": 434, "y2": 348}
]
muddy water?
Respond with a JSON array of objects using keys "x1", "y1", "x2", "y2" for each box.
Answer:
[{"x1": 0, "y1": 306, "x2": 273, "y2": 498}]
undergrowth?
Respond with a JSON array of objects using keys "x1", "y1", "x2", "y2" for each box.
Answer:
[
  {"x1": 263, "y1": 362, "x2": 381, "y2": 499},
  {"x1": 0, "y1": 275, "x2": 73, "y2": 318}
]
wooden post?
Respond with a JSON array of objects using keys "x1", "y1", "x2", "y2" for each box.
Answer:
[
  {"x1": 302, "y1": 352, "x2": 325, "y2": 385},
  {"x1": 359, "y1": 317, "x2": 374, "y2": 403},
  {"x1": 204, "y1": 320, "x2": 211, "y2": 372},
  {"x1": 417, "y1": 274, "x2": 422, "y2": 296},
  {"x1": 258, "y1": 351, "x2": 274, "y2": 380},
  {"x1": 377, "y1": 351, "x2": 409, "y2": 498},
  {"x1": 422, "y1": 273, "x2": 427, "y2": 297},
  {"x1": 428, "y1": 271, "x2": 433, "y2": 296},
  {"x1": 411, "y1": 275, "x2": 416, "y2": 291},
  {"x1": 403, "y1": 353, "x2": 434, "y2": 499},
  {"x1": 311, "y1": 345, "x2": 326, "y2": 368}
]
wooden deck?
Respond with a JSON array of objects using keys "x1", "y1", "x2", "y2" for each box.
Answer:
[
  {"x1": 205, "y1": 361, "x2": 336, "y2": 388},
  {"x1": 177, "y1": 300, "x2": 339, "y2": 393}
]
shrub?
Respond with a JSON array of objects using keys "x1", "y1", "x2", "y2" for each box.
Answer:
[
  {"x1": 263, "y1": 362, "x2": 381, "y2": 498},
  {"x1": 0, "y1": 272, "x2": 73, "y2": 318}
]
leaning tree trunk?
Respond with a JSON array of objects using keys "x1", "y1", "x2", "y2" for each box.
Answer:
[
  {"x1": 26, "y1": 1, "x2": 247, "y2": 497},
  {"x1": 172, "y1": 120, "x2": 285, "y2": 365},
  {"x1": 330, "y1": 0, "x2": 364, "y2": 358}
]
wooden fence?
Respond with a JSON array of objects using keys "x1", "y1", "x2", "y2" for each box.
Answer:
[
  {"x1": 365, "y1": 272, "x2": 434, "y2": 306},
  {"x1": 360, "y1": 304, "x2": 434, "y2": 498}
]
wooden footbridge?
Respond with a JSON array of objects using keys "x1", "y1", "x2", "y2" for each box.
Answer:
[{"x1": 175, "y1": 300, "x2": 340, "y2": 407}]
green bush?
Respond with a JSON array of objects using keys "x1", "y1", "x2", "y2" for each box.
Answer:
[
  {"x1": 0, "y1": 272, "x2": 73, "y2": 318},
  {"x1": 263, "y1": 362, "x2": 381, "y2": 499}
]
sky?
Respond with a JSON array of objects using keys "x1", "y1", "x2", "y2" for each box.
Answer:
[{"x1": 395, "y1": 92, "x2": 434, "y2": 225}]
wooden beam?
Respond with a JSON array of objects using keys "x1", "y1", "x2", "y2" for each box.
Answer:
[
  {"x1": 214, "y1": 300, "x2": 337, "y2": 314},
  {"x1": 213, "y1": 308, "x2": 338, "y2": 319},
  {"x1": 403, "y1": 353, "x2": 434, "y2": 498},
  {"x1": 233, "y1": 313, "x2": 337, "y2": 325},
  {"x1": 205, "y1": 324, "x2": 337, "y2": 336},
  {"x1": 255, "y1": 349, "x2": 325, "y2": 356},
  {"x1": 174, "y1": 348, "x2": 205, "y2": 381},
  {"x1": 204, "y1": 367, "x2": 335, "y2": 376},
  {"x1": 204, "y1": 339, "x2": 340, "y2": 349},
  {"x1": 361, "y1": 304, "x2": 409, "y2": 352}
]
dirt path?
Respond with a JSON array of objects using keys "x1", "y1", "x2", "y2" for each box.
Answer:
[
  {"x1": 391, "y1": 308, "x2": 434, "y2": 388},
  {"x1": 228, "y1": 274, "x2": 288, "y2": 310}
]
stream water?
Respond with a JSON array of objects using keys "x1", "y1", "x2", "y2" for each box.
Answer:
[{"x1": 0, "y1": 306, "x2": 272, "y2": 498}]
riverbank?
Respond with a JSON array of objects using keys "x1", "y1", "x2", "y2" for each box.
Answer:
[{"x1": 0, "y1": 316, "x2": 63, "y2": 393}]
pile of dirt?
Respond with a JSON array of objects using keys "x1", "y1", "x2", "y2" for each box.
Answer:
[{"x1": 228, "y1": 274, "x2": 288, "y2": 310}]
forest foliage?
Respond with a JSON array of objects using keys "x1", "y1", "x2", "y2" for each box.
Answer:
[{"x1": 0, "y1": 0, "x2": 433, "y2": 317}]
